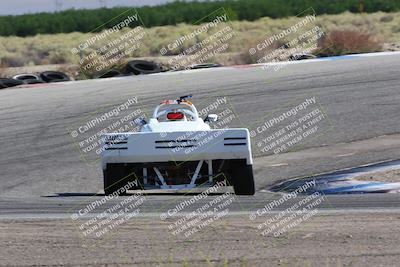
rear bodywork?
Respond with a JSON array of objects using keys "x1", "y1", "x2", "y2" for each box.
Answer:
[
  {"x1": 100, "y1": 96, "x2": 255, "y2": 194},
  {"x1": 101, "y1": 129, "x2": 252, "y2": 189}
]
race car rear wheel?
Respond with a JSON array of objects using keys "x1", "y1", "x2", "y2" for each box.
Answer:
[
  {"x1": 104, "y1": 164, "x2": 139, "y2": 196},
  {"x1": 230, "y1": 160, "x2": 255, "y2": 195}
]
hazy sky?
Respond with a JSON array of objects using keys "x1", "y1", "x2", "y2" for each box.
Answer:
[{"x1": 0, "y1": 0, "x2": 187, "y2": 15}]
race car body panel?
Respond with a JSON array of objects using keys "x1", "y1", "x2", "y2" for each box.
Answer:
[
  {"x1": 101, "y1": 128, "x2": 252, "y2": 170},
  {"x1": 100, "y1": 95, "x2": 255, "y2": 195}
]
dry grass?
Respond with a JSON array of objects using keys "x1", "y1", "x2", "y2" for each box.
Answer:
[
  {"x1": 0, "y1": 11, "x2": 399, "y2": 69},
  {"x1": 316, "y1": 30, "x2": 383, "y2": 56}
]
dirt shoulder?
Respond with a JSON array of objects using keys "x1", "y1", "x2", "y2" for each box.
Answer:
[
  {"x1": 355, "y1": 169, "x2": 400, "y2": 183},
  {"x1": 1, "y1": 213, "x2": 400, "y2": 266}
]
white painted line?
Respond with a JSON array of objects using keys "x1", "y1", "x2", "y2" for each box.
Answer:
[
  {"x1": 335, "y1": 153, "x2": 355, "y2": 158},
  {"x1": 1, "y1": 208, "x2": 400, "y2": 220},
  {"x1": 268, "y1": 163, "x2": 289, "y2": 167}
]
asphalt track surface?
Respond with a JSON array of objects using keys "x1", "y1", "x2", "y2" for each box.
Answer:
[{"x1": 1, "y1": 53, "x2": 400, "y2": 217}]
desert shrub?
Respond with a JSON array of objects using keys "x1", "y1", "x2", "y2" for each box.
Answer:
[
  {"x1": 316, "y1": 30, "x2": 382, "y2": 56},
  {"x1": 380, "y1": 14, "x2": 394, "y2": 22},
  {"x1": 392, "y1": 25, "x2": 400, "y2": 33},
  {"x1": 1, "y1": 55, "x2": 25, "y2": 67},
  {"x1": 239, "y1": 36, "x2": 289, "y2": 64},
  {"x1": 48, "y1": 50, "x2": 68, "y2": 64}
]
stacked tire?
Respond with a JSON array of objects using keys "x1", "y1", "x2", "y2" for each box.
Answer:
[
  {"x1": 0, "y1": 78, "x2": 23, "y2": 89},
  {"x1": 126, "y1": 60, "x2": 162, "y2": 75},
  {"x1": 13, "y1": 74, "x2": 44, "y2": 84},
  {"x1": 189, "y1": 63, "x2": 221, "y2": 69},
  {"x1": 39, "y1": 71, "x2": 70, "y2": 83},
  {"x1": 96, "y1": 69, "x2": 124, "y2": 79}
]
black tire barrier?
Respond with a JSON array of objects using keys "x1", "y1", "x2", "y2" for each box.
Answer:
[
  {"x1": 289, "y1": 53, "x2": 317, "y2": 61},
  {"x1": 0, "y1": 78, "x2": 24, "y2": 89},
  {"x1": 189, "y1": 63, "x2": 221, "y2": 69},
  {"x1": 96, "y1": 69, "x2": 124, "y2": 79},
  {"x1": 12, "y1": 74, "x2": 45, "y2": 84},
  {"x1": 13, "y1": 74, "x2": 40, "y2": 81},
  {"x1": 39, "y1": 71, "x2": 70, "y2": 83},
  {"x1": 126, "y1": 60, "x2": 162, "y2": 75},
  {"x1": 23, "y1": 79, "x2": 46, "y2": 84}
]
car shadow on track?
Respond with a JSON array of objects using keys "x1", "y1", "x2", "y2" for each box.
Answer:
[{"x1": 43, "y1": 191, "x2": 228, "y2": 197}]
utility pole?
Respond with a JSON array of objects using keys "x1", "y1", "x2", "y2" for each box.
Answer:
[
  {"x1": 359, "y1": 0, "x2": 365, "y2": 13},
  {"x1": 55, "y1": 0, "x2": 63, "y2": 12},
  {"x1": 99, "y1": 0, "x2": 107, "y2": 8}
]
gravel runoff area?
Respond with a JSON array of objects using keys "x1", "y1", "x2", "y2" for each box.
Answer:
[
  {"x1": 355, "y1": 169, "x2": 400, "y2": 183},
  {"x1": 1, "y1": 213, "x2": 400, "y2": 266}
]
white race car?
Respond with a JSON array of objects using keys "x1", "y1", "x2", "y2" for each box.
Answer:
[{"x1": 101, "y1": 95, "x2": 255, "y2": 195}]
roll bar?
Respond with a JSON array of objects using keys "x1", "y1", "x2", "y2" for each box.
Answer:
[{"x1": 152, "y1": 100, "x2": 200, "y2": 120}]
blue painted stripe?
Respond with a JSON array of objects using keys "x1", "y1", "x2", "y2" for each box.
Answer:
[
  {"x1": 317, "y1": 55, "x2": 358, "y2": 61},
  {"x1": 318, "y1": 182, "x2": 392, "y2": 194}
]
